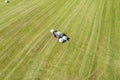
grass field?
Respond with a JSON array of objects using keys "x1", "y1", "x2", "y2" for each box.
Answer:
[{"x1": 0, "y1": 0, "x2": 120, "y2": 80}]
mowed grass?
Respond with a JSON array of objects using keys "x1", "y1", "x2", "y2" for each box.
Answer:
[{"x1": 0, "y1": 0, "x2": 120, "y2": 80}]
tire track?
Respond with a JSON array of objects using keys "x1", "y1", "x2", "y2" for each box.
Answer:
[
  {"x1": 37, "y1": 0, "x2": 83, "y2": 78},
  {"x1": 46, "y1": 0, "x2": 91, "y2": 79},
  {"x1": 23, "y1": 0, "x2": 76, "y2": 79},
  {"x1": 22, "y1": 0, "x2": 71, "y2": 79},
  {"x1": 61, "y1": 0, "x2": 96, "y2": 77},
  {"x1": 0, "y1": 1, "x2": 58, "y2": 60},
  {"x1": 2, "y1": 1, "x2": 71, "y2": 79},
  {"x1": 78, "y1": 1, "x2": 102, "y2": 79},
  {"x1": 71, "y1": 4, "x2": 97, "y2": 72},
  {"x1": 96, "y1": 1, "x2": 113, "y2": 79},
  {"x1": 0, "y1": 0, "x2": 60, "y2": 76},
  {"x1": 0, "y1": 0, "x2": 23, "y2": 14},
  {"x1": 0, "y1": 0, "x2": 47, "y2": 31},
  {"x1": 0, "y1": 0, "x2": 44, "y2": 22},
  {"x1": 0, "y1": 0, "x2": 48, "y2": 39},
  {"x1": 86, "y1": 0, "x2": 106, "y2": 79}
]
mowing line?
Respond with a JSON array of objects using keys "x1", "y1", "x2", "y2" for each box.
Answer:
[
  {"x1": 0, "y1": 0, "x2": 59, "y2": 68},
  {"x1": 23, "y1": 0, "x2": 76, "y2": 79},
  {"x1": 47, "y1": 0, "x2": 91, "y2": 78},
  {"x1": 0, "y1": 1, "x2": 58, "y2": 59},
  {"x1": 97, "y1": 1, "x2": 113, "y2": 79},
  {"x1": 0, "y1": 0, "x2": 56, "y2": 39},
  {"x1": 90, "y1": 2, "x2": 109, "y2": 80},
  {"x1": 2, "y1": 31, "x2": 51, "y2": 80},
  {"x1": 0, "y1": 1, "x2": 60, "y2": 76},
  {"x1": 78, "y1": 1, "x2": 101, "y2": 79},
  {"x1": 61, "y1": 2, "x2": 94, "y2": 70},
  {"x1": 61, "y1": 0, "x2": 95, "y2": 76},
  {"x1": 23, "y1": 0, "x2": 71, "y2": 78},
  {"x1": 0, "y1": 0, "x2": 57, "y2": 46},
  {"x1": 85, "y1": 0, "x2": 106, "y2": 79},
  {"x1": 40, "y1": 0, "x2": 83, "y2": 78},
  {"x1": 1, "y1": 12, "x2": 57, "y2": 66},
  {"x1": 105, "y1": 0, "x2": 116, "y2": 79},
  {"x1": 26, "y1": 0, "x2": 87, "y2": 79},
  {"x1": 0, "y1": 0, "x2": 118, "y2": 79},
  {"x1": 2, "y1": 1, "x2": 72, "y2": 79},
  {"x1": 0, "y1": 0, "x2": 48, "y2": 31},
  {"x1": 0, "y1": 0, "x2": 25, "y2": 16},
  {"x1": 71, "y1": 3, "x2": 97, "y2": 72},
  {"x1": 0, "y1": 0, "x2": 46, "y2": 23}
]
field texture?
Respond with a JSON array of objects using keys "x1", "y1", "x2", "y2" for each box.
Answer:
[{"x1": 0, "y1": 0, "x2": 120, "y2": 80}]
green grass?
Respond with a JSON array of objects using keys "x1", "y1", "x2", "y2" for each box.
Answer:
[{"x1": 0, "y1": 0, "x2": 120, "y2": 80}]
